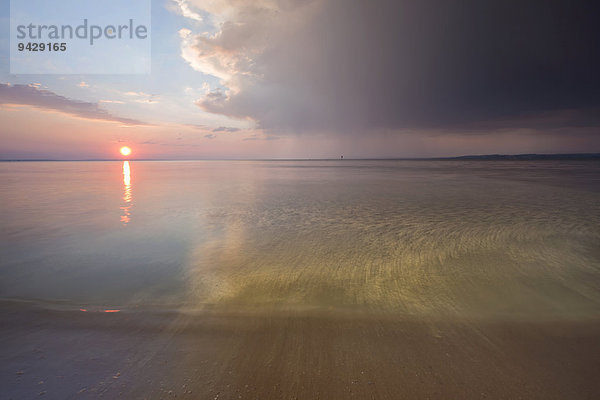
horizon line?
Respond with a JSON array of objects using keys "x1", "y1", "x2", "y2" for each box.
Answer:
[{"x1": 1, "y1": 152, "x2": 599, "y2": 162}]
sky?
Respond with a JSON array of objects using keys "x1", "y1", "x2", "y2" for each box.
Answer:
[{"x1": 1, "y1": 0, "x2": 599, "y2": 159}]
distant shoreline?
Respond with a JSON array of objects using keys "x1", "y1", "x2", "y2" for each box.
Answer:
[{"x1": 1, "y1": 153, "x2": 599, "y2": 162}]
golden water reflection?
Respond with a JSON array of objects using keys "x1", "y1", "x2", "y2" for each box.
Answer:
[{"x1": 120, "y1": 161, "x2": 132, "y2": 224}]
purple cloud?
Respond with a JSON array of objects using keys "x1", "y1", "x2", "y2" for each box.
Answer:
[{"x1": 0, "y1": 83, "x2": 148, "y2": 126}]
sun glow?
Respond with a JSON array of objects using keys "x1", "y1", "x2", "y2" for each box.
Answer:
[{"x1": 120, "y1": 146, "x2": 132, "y2": 156}]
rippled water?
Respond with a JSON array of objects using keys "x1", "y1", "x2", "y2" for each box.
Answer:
[{"x1": 1, "y1": 160, "x2": 599, "y2": 320}]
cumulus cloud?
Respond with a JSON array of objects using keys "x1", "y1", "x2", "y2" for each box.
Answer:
[
  {"x1": 0, "y1": 83, "x2": 148, "y2": 125},
  {"x1": 171, "y1": 0, "x2": 203, "y2": 22},
  {"x1": 179, "y1": 0, "x2": 600, "y2": 137}
]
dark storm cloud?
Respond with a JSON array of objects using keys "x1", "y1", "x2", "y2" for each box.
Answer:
[
  {"x1": 0, "y1": 83, "x2": 148, "y2": 126},
  {"x1": 188, "y1": 0, "x2": 600, "y2": 134},
  {"x1": 446, "y1": 107, "x2": 600, "y2": 135}
]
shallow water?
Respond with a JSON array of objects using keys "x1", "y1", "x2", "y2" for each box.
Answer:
[{"x1": 1, "y1": 160, "x2": 599, "y2": 320}]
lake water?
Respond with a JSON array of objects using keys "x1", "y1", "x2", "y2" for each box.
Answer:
[{"x1": 1, "y1": 160, "x2": 599, "y2": 321}]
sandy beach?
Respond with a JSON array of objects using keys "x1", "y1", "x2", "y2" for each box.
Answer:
[{"x1": 2, "y1": 299, "x2": 599, "y2": 399}]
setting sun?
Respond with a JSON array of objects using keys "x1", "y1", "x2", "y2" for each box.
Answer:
[{"x1": 120, "y1": 146, "x2": 132, "y2": 156}]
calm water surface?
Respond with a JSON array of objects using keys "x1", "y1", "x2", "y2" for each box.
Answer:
[{"x1": 1, "y1": 160, "x2": 599, "y2": 320}]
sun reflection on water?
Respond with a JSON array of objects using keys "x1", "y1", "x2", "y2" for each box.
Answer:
[{"x1": 120, "y1": 161, "x2": 132, "y2": 224}]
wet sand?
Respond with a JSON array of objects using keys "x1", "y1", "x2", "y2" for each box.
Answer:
[{"x1": 2, "y1": 300, "x2": 599, "y2": 399}]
